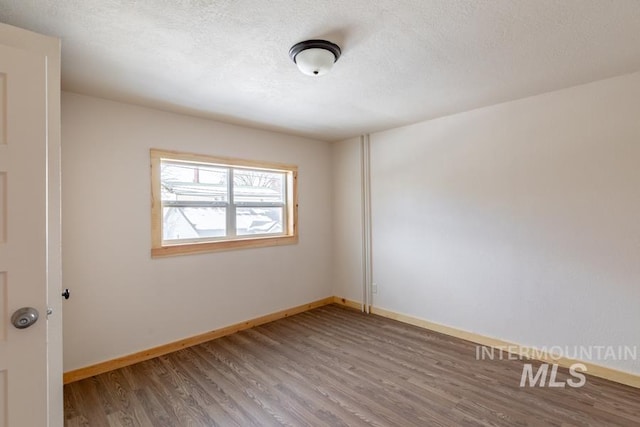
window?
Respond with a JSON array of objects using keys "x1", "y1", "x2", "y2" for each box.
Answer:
[{"x1": 151, "y1": 149, "x2": 298, "y2": 257}]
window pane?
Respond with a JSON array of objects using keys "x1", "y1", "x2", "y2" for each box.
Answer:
[
  {"x1": 163, "y1": 207, "x2": 226, "y2": 240},
  {"x1": 233, "y1": 169, "x2": 284, "y2": 204},
  {"x1": 161, "y1": 162, "x2": 228, "y2": 203},
  {"x1": 236, "y1": 207, "x2": 283, "y2": 236}
]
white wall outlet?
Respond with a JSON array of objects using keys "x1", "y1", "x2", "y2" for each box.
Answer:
[{"x1": 372, "y1": 283, "x2": 378, "y2": 294}]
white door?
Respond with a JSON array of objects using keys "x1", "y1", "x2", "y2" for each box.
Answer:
[{"x1": 0, "y1": 25, "x2": 62, "y2": 427}]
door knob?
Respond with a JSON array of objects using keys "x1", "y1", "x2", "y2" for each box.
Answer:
[
  {"x1": 11, "y1": 307, "x2": 39, "y2": 329},
  {"x1": 62, "y1": 288, "x2": 70, "y2": 300}
]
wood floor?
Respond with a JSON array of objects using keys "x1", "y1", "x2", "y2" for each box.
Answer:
[{"x1": 64, "y1": 304, "x2": 640, "y2": 426}]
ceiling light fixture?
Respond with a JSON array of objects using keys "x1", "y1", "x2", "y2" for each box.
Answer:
[{"x1": 289, "y1": 39, "x2": 341, "y2": 76}]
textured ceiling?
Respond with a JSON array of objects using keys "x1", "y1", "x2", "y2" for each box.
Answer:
[{"x1": 1, "y1": 0, "x2": 640, "y2": 141}]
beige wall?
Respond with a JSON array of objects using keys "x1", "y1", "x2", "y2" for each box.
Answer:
[
  {"x1": 333, "y1": 72, "x2": 640, "y2": 374},
  {"x1": 61, "y1": 93, "x2": 333, "y2": 371}
]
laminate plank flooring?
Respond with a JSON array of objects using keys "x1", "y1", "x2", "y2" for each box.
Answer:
[{"x1": 64, "y1": 304, "x2": 640, "y2": 426}]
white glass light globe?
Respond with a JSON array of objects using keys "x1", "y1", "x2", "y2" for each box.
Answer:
[{"x1": 295, "y1": 48, "x2": 336, "y2": 76}]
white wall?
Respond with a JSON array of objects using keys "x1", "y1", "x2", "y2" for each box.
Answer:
[
  {"x1": 62, "y1": 93, "x2": 333, "y2": 371},
  {"x1": 334, "y1": 72, "x2": 640, "y2": 374},
  {"x1": 332, "y1": 137, "x2": 363, "y2": 303}
]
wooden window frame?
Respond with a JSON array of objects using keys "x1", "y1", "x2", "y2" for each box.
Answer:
[{"x1": 151, "y1": 149, "x2": 298, "y2": 257}]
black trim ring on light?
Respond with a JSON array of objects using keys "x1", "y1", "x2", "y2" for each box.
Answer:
[{"x1": 289, "y1": 39, "x2": 342, "y2": 63}]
